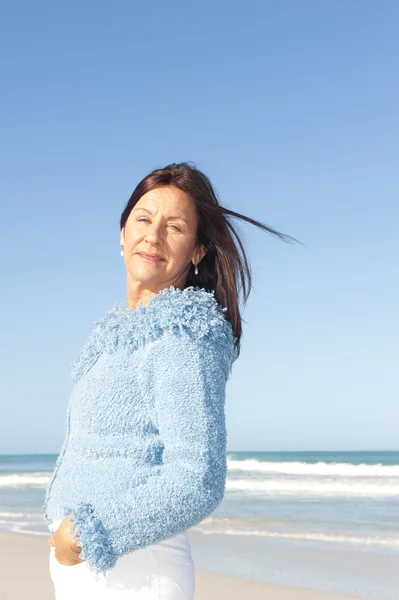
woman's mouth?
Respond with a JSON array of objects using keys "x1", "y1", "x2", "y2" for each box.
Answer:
[{"x1": 138, "y1": 253, "x2": 165, "y2": 263}]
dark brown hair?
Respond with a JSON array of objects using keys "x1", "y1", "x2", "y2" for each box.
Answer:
[{"x1": 120, "y1": 161, "x2": 300, "y2": 351}]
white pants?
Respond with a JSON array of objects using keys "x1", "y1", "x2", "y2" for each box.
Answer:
[{"x1": 48, "y1": 519, "x2": 195, "y2": 599}]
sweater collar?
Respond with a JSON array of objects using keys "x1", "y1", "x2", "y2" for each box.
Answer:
[
  {"x1": 116, "y1": 284, "x2": 218, "y2": 312},
  {"x1": 71, "y1": 285, "x2": 237, "y2": 384}
]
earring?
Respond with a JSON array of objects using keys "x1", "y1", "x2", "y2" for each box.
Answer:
[
  {"x1": 194, "y1": 262, "x2": 198, "y2": 275},
  {"x1": 120, "y1": 246, "x2": 124, "y2": 257}
]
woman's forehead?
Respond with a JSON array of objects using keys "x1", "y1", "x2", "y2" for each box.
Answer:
[{"x1": 135, "y1": 187, "x2": 196, "y2": 215}]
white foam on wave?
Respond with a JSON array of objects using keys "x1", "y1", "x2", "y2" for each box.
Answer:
[
  {"x1": 226, "y1": 477, "x2": 399, "y2": 497},
  {"x1": 3, "y1": 464, "x2": 399, "y2": 500},
  {"x1": 191, "y1": 525, "x2": 399, "y2": 548},
  {"x1": 0, "y1": 473, "x2": 51, "y2": 488},
  {"x1": 227, "y1": 459, "x2": 399, "y2": 477},
  {"x1": 0, "y1": 512, "x2": 40, "y2": 518}
]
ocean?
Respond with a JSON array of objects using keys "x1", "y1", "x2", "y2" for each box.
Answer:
[{"x1": 1, "y1": 451, "x2": 398, "y2": 599}]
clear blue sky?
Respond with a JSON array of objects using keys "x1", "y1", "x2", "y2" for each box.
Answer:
[{"x1": 1, "y1": 1, "x2": 398, "y2": 454}]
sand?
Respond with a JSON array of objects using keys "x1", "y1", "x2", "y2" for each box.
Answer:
[{"x1": 0, "y1": 531, "x2": 367, "y2": 600}]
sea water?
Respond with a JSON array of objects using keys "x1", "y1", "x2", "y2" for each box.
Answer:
[{"x1": 1, "y1": 451, "x2": 398, "y2": 599}]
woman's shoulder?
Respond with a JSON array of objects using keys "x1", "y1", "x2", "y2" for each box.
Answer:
[{"x1": 71, "y1": 286, "x2": 237, "y2": 383}]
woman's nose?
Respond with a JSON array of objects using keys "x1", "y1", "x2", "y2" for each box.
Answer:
[{"x1": 145, "y1": 223, "x2": 164, "y2": 244}]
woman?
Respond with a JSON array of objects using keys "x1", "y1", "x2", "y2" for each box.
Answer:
[{"x1": 43, "y1": 162, "x2": 296, "y2": 599}]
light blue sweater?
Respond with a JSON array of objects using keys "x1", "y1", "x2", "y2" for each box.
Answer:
[{"x1": 43, "y1": 285, "x2": 238, "y2": 577}]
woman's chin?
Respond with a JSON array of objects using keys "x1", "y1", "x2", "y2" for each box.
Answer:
[{"x1": 128, "y1": 269, "x2": 169, "y2": 287}]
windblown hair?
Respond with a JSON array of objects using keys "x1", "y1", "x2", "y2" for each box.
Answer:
[{"x1": 120, "y1": 161, "x2": 300, "y2": 350}]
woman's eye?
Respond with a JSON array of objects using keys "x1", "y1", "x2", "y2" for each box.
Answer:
[{"x1": 136, "y1": 218, "x2": 180, "y2": 232}]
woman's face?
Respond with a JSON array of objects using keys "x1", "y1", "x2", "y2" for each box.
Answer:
[{"x1": 120, "y1": 186, "x2": 205, "y2": 294}]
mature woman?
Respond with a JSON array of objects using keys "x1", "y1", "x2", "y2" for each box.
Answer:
[{"x1": 43, "y1": 162, "x2": 294, "y2": 599}]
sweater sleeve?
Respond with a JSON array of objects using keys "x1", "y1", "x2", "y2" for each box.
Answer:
[{"x1": 68, "y1": 327, "x2": 234, "y2": 576}]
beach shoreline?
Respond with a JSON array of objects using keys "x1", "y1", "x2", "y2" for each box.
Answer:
[{"x1": 0, "y1": 530, "x2": 369, "y2": 600}]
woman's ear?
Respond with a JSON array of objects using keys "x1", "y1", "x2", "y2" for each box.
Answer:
[
  {"x1": 119, "y1": 228, "x2": 125, "y2": 247},
  {"x1": 194, "y1": 244, "x2": 207, "y2": 264}
]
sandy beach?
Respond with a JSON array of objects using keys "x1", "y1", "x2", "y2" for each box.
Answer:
[{"x1": 0, "y1": 531, "x2": 368, "y2": 600}]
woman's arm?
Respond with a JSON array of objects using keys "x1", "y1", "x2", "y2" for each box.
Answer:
[{"x1": 68, "y1": 327, "x2": 235, "y2": 576}]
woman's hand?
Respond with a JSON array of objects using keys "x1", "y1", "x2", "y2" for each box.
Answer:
[{"x1": 48, "y1": 516, "x2": 86, "y2": 566}]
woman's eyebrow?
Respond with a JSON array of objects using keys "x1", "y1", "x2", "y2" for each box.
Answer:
[
  {"x1": 168, "y1": 215, "x2": 188, "y2": 223},
  {"x1": 133, "y1": 207, "x2": 188, "y2": 223}
]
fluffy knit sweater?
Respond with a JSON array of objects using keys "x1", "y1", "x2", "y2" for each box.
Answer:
[{"x1": 43, "y1": 285, "x2": 238, "y2": 577}]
